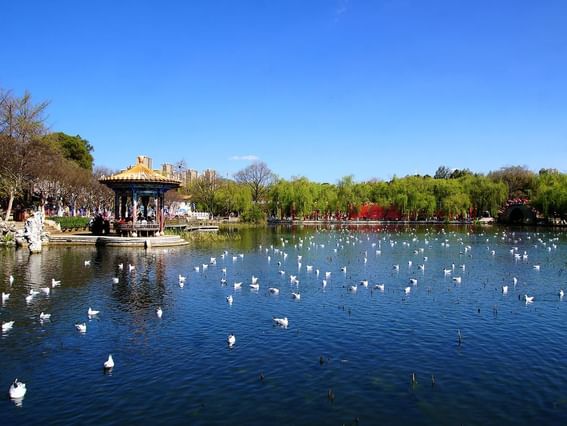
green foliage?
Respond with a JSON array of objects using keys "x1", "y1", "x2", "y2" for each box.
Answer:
[
  {"x1": 43, "y1": 132, "x2": 94, "y2": 171},
  {"x1": 49, "y1": 216, "x2": 90, "y2": 230},
  {"x1": 532, "y1": 171, "x2": 567, "y2": 219},
  {"x1": 241, "y1": 204, "x2": 266, "y2": 224}
]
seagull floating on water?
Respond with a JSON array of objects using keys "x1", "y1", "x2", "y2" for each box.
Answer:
[
  {"x1": 269, "y1": 288, "x2": 280, "y2": 295},
  {"x1": 227, "y1": 334, "x2": 236, "y2": 347},
  {"x1": 40, "y1": 287, "x2": 50, "y2": 295},
  {"x1": 502, "y1": 285, "x2": 509, "y2": 294},
  {"x1": 292, "y1": 292, "x2": 301, "y2": 300},
  {"x1": 104, "y1": 354, "x2": 114, "y2": 370},
  {"x1": 404, "y1": 286, "x2": 411, "y2": 295},
  {"x1": 374, "y1": 283, "x2": 385, "y2": 291},
  {"x1": 226, "y1": 295, "x2": 233, "y2": 304},
  {"x1": 84, "y1": 260, "x2": 91, "y2": 267},
  {"x1": 2, "y1": 321, "x2": 15, "y2": 333},
  {"x1": 39, "y1": 312, "x2": 51, "y2": 321},
  {"x1": 88, "y1": 307, "x2": 100, "y2": 317},
  {"x1": 9, "y1": 379, "x2": 26, "y2": 399},
  {"x1": 273, "y1": 317, "x2": 289, "y2": 328},
  {"x1": 112, "y1": 277, "x2": 119, "y2": 284},
  {"x1": 51, "y1": 278, "x2": 61, "y2": 287},
  {"x1": 1, "y1": 292, "x2": 9, "y2": 302},
  {"x1": 234, "y1": 282, "x2": 242, "y2": 290},
  {"x1": 525, "y1": 295, "x2": 534, "y2": 304},
  {"x1": 75, "y1": 322, "x2": 87, "y2": 333},
  {"x1": 156, "y1": 307, "x2": 163, "y2": 318},
  {"x1": 9, "y1": 275, "x2": 14, "y2": 285}
]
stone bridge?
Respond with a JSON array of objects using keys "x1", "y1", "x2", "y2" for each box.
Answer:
[{"x1": 499, "y1": 203, "x2": 537, "y2": 225}]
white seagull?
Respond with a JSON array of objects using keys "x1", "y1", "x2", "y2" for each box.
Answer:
[
  {"x1": 104, "y1": 354, "x2": 114, "y2": 370},
  {"x1": 156, "y1": 307, "x2": 163, "y2": 318},
  {"x1": 227, "y1": 334, "x2": 236, "y2": 347},
  {"x1": 291, "y1": 292, "x2": 301, "y2": 300},
  {"x1": 75, "y1": 322, "x2": 87, "y2": 333},
  {"x1": 9, "y1": 379, "x2": 26, "y2": 399},
  {"x1": 273, "y1": 317, "x2": 289, "y2": 328},
  {"x1": 2, "y1": 321, "x2": 15, "y2": 333},
  {"x1": 51, "y1": 278, "x2": 61, "y2": 287},
  {"x1": 87, "y1": 307, "x2": 100, "y2": 317},
  {"x1": 39, "y1": 312, "x2": 51, "y2": 321},
  {"x1": 269, "y1": 288, "x2": 280, "y2": 295}
]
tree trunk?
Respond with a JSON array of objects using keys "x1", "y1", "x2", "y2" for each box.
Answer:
[{"x1": 5, "y1": 189, "x2": 15, "y2": 221}]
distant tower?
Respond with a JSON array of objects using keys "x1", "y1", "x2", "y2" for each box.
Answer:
[
  {"x1": 203, "y1": 169, "x2": 217, "y2": 183},
  {"x1": 162, "y1": 163, "x2": 173, "y2": 177},
  {"x1": 187, "y1": 169, "x2": 198, "y2": 185},
  {"x1": 138, "y1": 155, "x2": 152, "y2": 170}
]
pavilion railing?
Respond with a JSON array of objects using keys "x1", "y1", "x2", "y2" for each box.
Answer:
[{"x1": 114, "y1": 222, "x2": 160, "y2": 236}]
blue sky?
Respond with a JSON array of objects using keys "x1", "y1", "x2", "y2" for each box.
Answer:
[{"x1": 2, "y1": 0, "x2": 566, "y2": 182}]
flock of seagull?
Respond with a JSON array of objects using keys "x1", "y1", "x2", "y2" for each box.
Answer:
[{"x1": 2, "y1": 226, "x2": 565, "y2": 404}]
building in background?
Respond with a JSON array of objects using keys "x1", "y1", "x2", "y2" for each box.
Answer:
[
  {"x1": 202, "y1": 169, "x2": 217, "y2": 184},
  {"x1": 138, "y1": 155, "x2": 152, "y2": 170}
]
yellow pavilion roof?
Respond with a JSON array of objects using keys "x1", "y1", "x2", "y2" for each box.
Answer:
[{"x1": 99, "y1": 156, "x2": 181, "y2": 186}]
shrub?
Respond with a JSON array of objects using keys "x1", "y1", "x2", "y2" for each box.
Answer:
[
  {"x1": 49, "y1": 216, "x2": 91, "y2": 230},
  {"x1": 241, "y1": 205, "x2": 266, "y2": 224}
]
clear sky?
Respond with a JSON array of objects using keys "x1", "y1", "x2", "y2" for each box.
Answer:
[{"x1": 2, "y1": 0, "x2": 566, "y2": 182}]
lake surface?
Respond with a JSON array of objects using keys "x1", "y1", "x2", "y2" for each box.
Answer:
[{"x1": 1, "y1": 225, "x2": 567, "y2": 425}]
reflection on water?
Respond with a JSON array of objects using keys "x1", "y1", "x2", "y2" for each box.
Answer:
[{"x1": 1, "y1": 226, "x2": 567, "y2": 425}]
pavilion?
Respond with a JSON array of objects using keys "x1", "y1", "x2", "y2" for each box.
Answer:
[{"x1": 99, "y1": 156, "x2": 181, "y2": 236}]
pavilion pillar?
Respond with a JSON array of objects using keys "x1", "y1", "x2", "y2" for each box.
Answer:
[
  {"x1": 121, "y1": 195, "x2": 127, "y2": 219},
  {"x1": 155, "y1": 194, "x2": 161, "y2": 235},
  {"x1": 142, "y1": 196, "x2": 150, "y2": 220},
  {"x1": 132, "y1": 189, "x2": 138, "y2": 227},
  {"x1": 114, "y1": 192, "x2": 120, "y2": 220},
  {"x1": 159, "y1": 193, "x2": 165, "y2": 233}
]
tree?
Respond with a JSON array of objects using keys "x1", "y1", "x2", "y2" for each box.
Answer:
[
  {"x1": 43, "y1": 132, "x2": 94, "y2": 170},
  {"x1": 488, "y1": 166, "x2": 536, "y2": 199},
  {"x1": 188, "y1": 175, "x2": 219, "y2": 215},
  {"x1": 234, "y1": 161, "x2": 276, "y2": 203},
  {"x1": 0, "y1": 89, "x2": 49, "y2": 220},
  {"x1": 434, "y1": 166, "x2": 452, "y2": 179}
]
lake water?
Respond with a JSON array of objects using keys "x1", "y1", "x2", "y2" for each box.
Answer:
[{"x1": 1, "y1": 225, "x2": 567, "y2": 425}]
